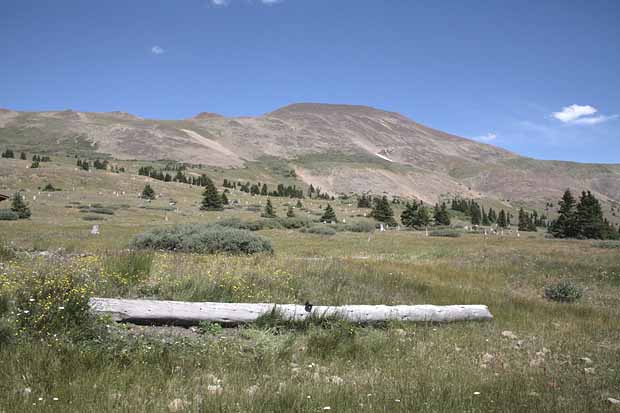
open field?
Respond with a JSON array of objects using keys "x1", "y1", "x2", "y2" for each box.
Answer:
[{"x1": 1, "y1": 157, "x2": 620, "y2": 412}]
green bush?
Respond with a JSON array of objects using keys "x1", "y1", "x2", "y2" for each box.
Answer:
[
  {"x1": 0, "y1": 238, "x2": 16, "y2": 261},
  {"x1": 301, "y1": 225, "x2": 337, "y2": 236},
  {"x1": 341, "y1": 220, "x2": 375, "y2": 233},
  {"x1": 79, "y1": 207, "x2": 115, "y2": 215},
  {"x1": 82, "y1": 215, "x2": 106, "y2": 221},
  {"x1": 592, "y1": 241, "x2": 620, "y2": 249},
  {"x1": 0, "y1": 209, "x2": 18, "y2": 221},
  {"x1": 429, "y1": 229, "x2": 463, "y2": 238},
  {"x1": 131, "y1": 224, "x2": 273, "y2": 254},
  {"x1": 544, "y1": 280, "x2": 583, "y2": 303}
]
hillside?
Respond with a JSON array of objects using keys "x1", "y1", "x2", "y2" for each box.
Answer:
[{"x1": 1, "y1": 103, "x2": 619, "y2": 207}]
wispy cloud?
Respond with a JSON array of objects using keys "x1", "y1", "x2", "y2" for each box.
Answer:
[
  {"x1": 473, "y1": 132, "x2": 497, "y2": 142},
  {"x1": 210, "y1": 0, "x2": 230, "y2": 6},
  {"x1": 151, "y1": 45, "x2": 165, "y2": 55},
  {"x1": 552, "y1": 104, "x2": 617, "y2": 125},
  {"x1": 260, "y1": 0, "x2": 283, "y2": 4}
]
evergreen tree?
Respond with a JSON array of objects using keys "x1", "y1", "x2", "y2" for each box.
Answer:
[
  {"x1": 576, "y1": 191, "x2": 605, "y2": 239},
  {"x1": 30, "y1": 160, "x2": 40, "y2": 169},
  {"x1": 497, "y1": 210, "x2": 507, "y2": 228},
  {"x1": 370, "y1": 196, "x2": 396, "y2": 225},
  {"x1": 221, "y1": 192, "x2": 229, "y2": 206},
  {"x1": 1, "y1": 149, "x2": 14, "y2": 158},
  {"x1": 296, "y1": 200, "x2": 303, "y2": 209},
  {"x1": 550, "y1": 189, "x2": 578, "y2": 238},
  {"x1": 357, "y1": 193, "x2": 372, "y2": 208},
  {"x1": 400, "y1": 201, "x2": 419, "y2": 228},
  {"x1": 261, "y1": 184, "x2": 268, "y2": 196},
  {"x1": 481, "y1": 207, "x2": 490, "y2": 226},
  {"x1": 10, "y1": 192, "x2": 31, "y2": 219},
  {"x1": 262, "y1": 199, "x2": 276, "y2": 218},
  {"x1": 470, "y1": 203, "x2": 481, "y2": 225},
  {"x1": 438, "y1": 202, "x2": 451, "y2": 226},
  {"x1": 320, "y1": 204, "x2": 337, "y2": 222},
  {"x1": 412, "y1": 205, "x2": 431, "y2": 228},
  {"x1": 286, "y1": 206, "x2": 295, "y2": 218},
  {"x1": 200, "y1": 178, "x2": 223, "y2": 211},
  {"x1": 20, "y1": 152, "x2": 26, "y2": 160},
  {"x1": 141, "y1": 184, "x2": 156, "y2": 200}
]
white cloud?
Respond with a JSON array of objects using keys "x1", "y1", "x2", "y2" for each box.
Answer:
[
  {"x1": 261, "y1": 0, "x2": 282, "y2": 4},
  {"x1": 210, "y1": 0, "x2": 230, "y2": 6},
  {"x1": 151, "y1": 46, "x2": 165, "y2": 55},
  {"x1": 571, "y1": 114, "x2": 619, "y2": 125},
  {"x1": 473, "y1": 132, "x2": 497, "y2": 142},
  {"x1": 552, "y1": 104, "x2": 617, "y2": 125}
]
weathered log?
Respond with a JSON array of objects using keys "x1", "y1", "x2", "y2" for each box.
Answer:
[{"x1": 90, "y1": 298, "x2": 493, "y2": 326}]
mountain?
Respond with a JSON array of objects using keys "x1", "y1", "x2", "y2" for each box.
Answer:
[{"x1": 1, "y1": 103, "x2": 619, "y2": 208}]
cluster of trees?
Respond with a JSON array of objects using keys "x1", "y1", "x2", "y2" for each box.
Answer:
[
  {"x1": 307, "y1": 184, "x2": 333, "y2": 200},
  {"x1": 1, "y1": 149, "x2": 16, "y2": 158},
  {"x1": 399, "y1": 201, "x2": 450, "y2": 228},
  {"x1": 224, "y1": 179, "x2": 305, "y2": 199},
  {"x1": 450, "y1": 198, "x2": 514, "y2": 227},
  {"x1": 517, "y1": 209, "x2": 547, "y2": 232},
  {"x1": 201, "y1": 178, "x2": 228, "y2": 211},
  {"x1": 2, "y1": 150, "x2": 52, "y2": 163},
  {"x1": 549, "y1": 189, "x2": 619, "y2": 239},
  {"x1": 139, "y1": 167, "x2": 208, "y2": 186},
  {"x1": 370, "y1": 196, "x2": 396, "y2": 225}
]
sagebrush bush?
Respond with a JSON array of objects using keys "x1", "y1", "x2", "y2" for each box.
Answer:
[
  {"x1": 341, "y1": 221, "x2": 375, "y2": 233},
  {"x1": 79, "y1": 207, "x2": 115, "y2": 215},
  {"x1": 301, "y1": 225, "x2": 337, "y2": 236},
  {"x1": 0, "y1": 209, "x2": 18, "y2": 221},
  {"x1": 0, "y1": 238, "x2": 16, "y2": 261},
  {"x1": 430, "y1": 229, "x2": 463, "y2": 238},
  {"x1": 544, "y1": 280, "x2": 583, "y2": 303},
  {"x1": 131, "y1": 224, "x2": 273, "y2": 254}
]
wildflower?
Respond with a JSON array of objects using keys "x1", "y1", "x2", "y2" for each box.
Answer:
[
  {"x1": 53, "y1": 397, "x2": 59, "y2": 401},
  {"x1": 323, "y1": 407, "x2": 331, "y2": 411},
  {"x1": 473, "y1": 392, "x2": 481, "y2": 395}
]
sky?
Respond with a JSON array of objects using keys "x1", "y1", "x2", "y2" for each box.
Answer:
[{"x1": 1, "y1": 0, "x2": 619, "y2": 163}]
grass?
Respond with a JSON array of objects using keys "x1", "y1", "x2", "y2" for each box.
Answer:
[{"x1": 0, "y1": 157, "x2": 619, "y2": 411}]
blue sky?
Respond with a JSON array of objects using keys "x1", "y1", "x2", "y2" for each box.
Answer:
[{"x1": 1, "y1": 0, "x2": 618, "y2": 163}]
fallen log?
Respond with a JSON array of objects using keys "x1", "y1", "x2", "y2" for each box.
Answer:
[{"x1": 90, "y1": 298, "x2": 493, "y2": 326}]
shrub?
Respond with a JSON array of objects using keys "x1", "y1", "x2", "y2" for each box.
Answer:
[
  {"x1": 342, "y1": 220, "x2": 375, "y2": 233},
  {"x1": 0, "y1": 237, "x2": 16, "y2": 262},
  {"x1": 82, "y1": 215, "x2": 106, "y2": 221},
  {"x1": 544, "y1": 280, "x2": 583, "y2": 303},
  {"x1": 80, "y1": 207, "x2": 115, "y2": 215},
  {"x1": 592, "y1": 241, "x2": 620, "y2": 249},
  {"x1": 429, "y1": 229, "x2": 463, "y2": 238},
  {"x1": 131, "y1": 224, "x2": 273, "y2": 254},
  {"x1": 0, "y1": 209, "x2": 18, "y2": 221},
  {"x1": 301, "y1": 225, "x2": 337, "y2": 236}
]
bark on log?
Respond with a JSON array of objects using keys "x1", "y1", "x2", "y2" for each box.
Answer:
[{"x1": 90, "y1": 298, "x2": 493, "y2": 326}]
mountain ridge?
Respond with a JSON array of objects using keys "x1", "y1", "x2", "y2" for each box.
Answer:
[{"x1": 1, "y1": 103, "x2": 619, "y2": 209}]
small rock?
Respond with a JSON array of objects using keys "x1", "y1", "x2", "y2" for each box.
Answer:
[
  {"x1": 168, "y1": 399, "x2": 189, "y2": 412},
  {"x1": 246, "y1": 385, "x2": 259, "y2": 397},
  {"x1": 207, "y1": 384, "x2": 223, "y2": 395},
  {"x1": 580, "y1": 357, "x2": 593, "y2": 365},
  {"x1": 501, "y1": 330, "x2": 518, "y2": 340},
  {"x1": 607, "y1": 397, "x2": 620, "y2": 405},
  {"x1": 584, "y1": 367, "x2": 596, "y2": 375}
]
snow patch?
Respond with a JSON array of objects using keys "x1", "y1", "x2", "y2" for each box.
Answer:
[{"x1": 375, "y1": 153, "x2": 394, "y2": 162}]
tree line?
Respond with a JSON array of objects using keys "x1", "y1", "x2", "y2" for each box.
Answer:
[{"x1": 550, "y1": 189, "x2": 619, "y2": 239}]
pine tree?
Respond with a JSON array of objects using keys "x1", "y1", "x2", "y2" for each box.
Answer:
[
  {"x1": 497, "y1": 210, "x2": 507, "y2": 228},
  {"x1": 438, "y1": 202, "x2": 451, "y2": 226},
  {"x1": 400, "y1": 201, "x2": 419, "y2": 227},
  {"x1": 30, "y1": 160, "x2": 40, "y2": 169},
  {"x1": 296, "y1": 200, "x2": 303, "y2": 209},
  {"x1": 413, "y1": 205, "x2": 431, "y2": 228},
  {"x1": 576, "y1": 191, "x2": 605, "y2": 239},
  {"x1": 10, "y1": 192, "x2": 31, "y2": 219},
  {"x1": 221, "y1": 192, "x2": 229, "y2": 206},
  {"x1": 471, "y1": 204, "x2": 481, "y2": 225},
  {"x1": 20, "y1": 152, "x2": 26, "y2": 160},
  {"x1": 550, "y1": 189, "x2": 578, "y2": 238},
  {"x1": 286, "y1": 206, "x2": 295, "y2": 218},
  {"x1": 481, "y1": 207, "x2": 490, "y2": 226},
  {"x1": 370, "y1": 196, "x2": 396, "y2": 225},
  {"x1": 200, "y1": 178, "x2": 223, "y2": 211},
  {"x1": 321, "y1": 204, "x2": 337, "y2": 222},
  {"x1": 141, "y1": 184, "x2": 156, "y2": 200}
]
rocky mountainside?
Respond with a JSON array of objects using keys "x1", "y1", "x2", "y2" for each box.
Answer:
[{"x1": 1, "y1": 103, "x2": 619, "y2": 207}]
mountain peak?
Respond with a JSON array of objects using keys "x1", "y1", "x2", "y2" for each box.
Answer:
[
  {"x1": 267, "y1": 102, "x2": 397, "y2": 118},
  {"x1": 192, "y1": 112, "x2": 224, "y2": 121}
]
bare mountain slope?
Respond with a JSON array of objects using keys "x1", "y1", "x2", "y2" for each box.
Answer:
[{"x1": 1, "y1": 103, "x2": 619, "y2": 206}]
